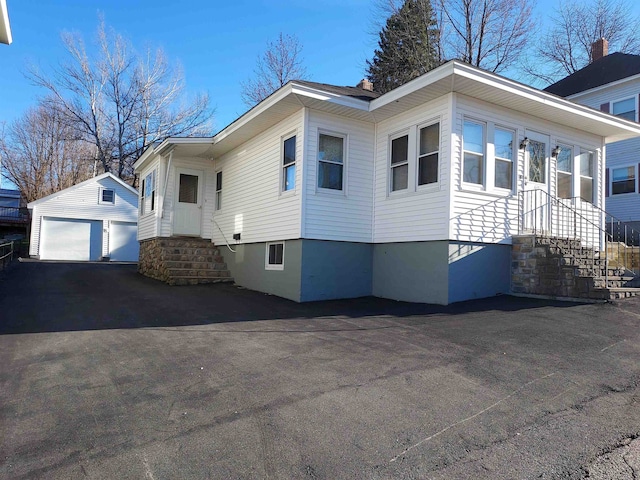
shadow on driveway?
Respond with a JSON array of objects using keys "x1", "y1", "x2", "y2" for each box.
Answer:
[{"x1": 0, "y1": 261, "x2": 576, "y2": 335}]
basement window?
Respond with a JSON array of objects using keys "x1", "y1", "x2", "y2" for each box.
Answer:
[{"x1": 265, "y1": 242, "x2": 284, "y2": 270}]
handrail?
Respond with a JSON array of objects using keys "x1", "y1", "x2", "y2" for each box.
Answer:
[
  {"x1": 519, "y1": 189, "x2": 616, "y2": 285},
  {"x1": 0, "y1": 241, "x2": 14, "y2": 270}
]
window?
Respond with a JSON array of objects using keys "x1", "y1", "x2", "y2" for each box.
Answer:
[
  {"x1": 100, "y1": 188, "x2": 115, "y2": 204},
  {"x1": 179, "y1": 174, "x2": 198, "y2": 204},
  {"x1": 265, "y1": 242, "x2": 284, "y2": 270},
  {"x1": 141, "y1": 170, "x2": 156, "y2": 215},
  {"x1": 390, "y1": 134, "x2": 409, "y2": 191},
  {"x1": 612, "y1": 166, "x2": 635, "y2": 195},
  {"x1": 283, "y1": 135, "x2": 296, "y2": 192},
  {"x1": 612, "y1": 98, "x2": 636, "y2": 121},
  {"x1": 463, "y1": 120, "x2": 484, "y2": 185},
  {"x1": 318, "y1": 133, "x2": 344, "y2": 190},
  {"x1": 556, "y1": 145, "x2": 573, "y2": 199},
  {"x1": 215, "y1": 171, "x2": 222, "y2": 210},
  {"x1": 579, "y1": 150, "x2": 594, "y2": 202},
  {"x1": 527, "y1": 140, "x2": 546, "y2": 183},
  {"x1": 418, "y1": 123, "x2": 439, "y2": 186},
  {"x1": 494, "y1": 128, "x2": 514, "y2": 190}
]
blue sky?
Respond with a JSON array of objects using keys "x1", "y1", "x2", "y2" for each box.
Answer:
[{"x1": 2, "y1": 0, "x2": 640, "y2": 134}]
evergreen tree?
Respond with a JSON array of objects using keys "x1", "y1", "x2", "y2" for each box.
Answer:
[{"x1": 367, "y1": 0, "x2": 440, "y2": 94}]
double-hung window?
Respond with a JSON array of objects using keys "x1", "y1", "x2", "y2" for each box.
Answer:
[
  {"x1": 463, "y1": 120, "x2": 484, "y2": 185},
  {"x1": 612, "y1": 166, "x2": 635, "y2": 195},
  {"x1": 612, "y1": 98, "x2": 636, "y2": 121},
  {"x1": 318, "y1": 133, "x2": 345, "y2": 191},
  {"x1": 215, "y1": 171, "x2": 222, "y2": 210},
  {"x1": 418, "y1": 123, "x2": 439, "y2": 186},
  {"x1": 556, "y1": 145, "x2": 573, "y2": 199},
  {"x1": 283, "y1": 136, "x2": 296, "y2": 192},
  {"x1": 494, "y1": 128, "x2": 514, "y2": 190},
  {"x1": 141, "y1": 170, "x2": 156, "y2": 215},
  {"x1": 579, "y1": 150, "x2": 594, "y2": 202},
  {"x1": 390, "y1": 134, "x2": 409, "y2": 191}
]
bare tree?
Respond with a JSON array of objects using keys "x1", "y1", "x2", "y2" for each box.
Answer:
[
  {"x1": 0, "y1": 101, "x2": 95, "y2": 203},
  {"x1": 435, "y1": 0, "x2": 535, "y2": 73},
  {"x1": 27, "y1": 19, "x2": 213, "y2": 184},
  {"x1": 241, "y1": 33, "x2": 308, "y2": 107},
  {"x1": 370, "y1": 0, "x2": 534, "y2": 75},
  {"x1": 525, "y1": 0, "x2": 640, "y2": 85}
]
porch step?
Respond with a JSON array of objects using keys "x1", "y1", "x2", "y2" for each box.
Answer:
[
  {"x1": 139, "y1": 237, "x2": 234, "y2": 286},
  {"x1": 592, "y1": 287, "x2": 640, "y2": 301}
]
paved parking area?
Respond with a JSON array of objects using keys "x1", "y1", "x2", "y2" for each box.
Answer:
[{"x1": 1, "y1": 261, "x2": 640, "y2": 479}]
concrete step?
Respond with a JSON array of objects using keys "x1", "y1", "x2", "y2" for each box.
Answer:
[
  {"x1": 603, "y1": 287, "x2": 640, "y2": 300},
  {"x1": 167, "y1": 268, "x2": 231, "y2": 278},
  {"x1": 164, "y1": 260, "x2": 228, "y2": 270},
  {"x1": 169, "y1": 277, "x2": 235, "y2": 286}
]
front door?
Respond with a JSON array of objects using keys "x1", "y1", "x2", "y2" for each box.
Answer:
[
  {"x1": 522, "y1": 130, "x2": 550, "y2": 234},
  {"x1": 173, "y1": 168, "x2": 203, "y2": 236}
]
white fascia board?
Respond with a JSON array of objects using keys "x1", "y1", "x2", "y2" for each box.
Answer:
[
  {"x1": 213, "y1": 85, "x2": 295, "y2": 145},
  {"x1": 370, "y1": 61, "x2": 456, "y2": 110},
  {"x1": 566, "y1": 73, "x2": 640, "y2": 100},
  {"x1": 27, "y1": 173, "x2": 136, "y2": 207},
  {"x1": 453, "y1": 63, "x2": 640, "y2": 139},
  {"x1": 0, "y1": 0, "x2": 12, "y2": 45},
  {"x1": 289, "y1": 84, "x2": 371, "y2": 111}
]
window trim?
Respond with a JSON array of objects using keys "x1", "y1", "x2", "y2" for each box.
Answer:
[
  {"x1": 555, "y1": 143, "x2": 574, "y2": 199},
  {"x1": 462, "y1": 118, "x2": 486, "y2": 187},
  {"x1": 215, "y1": 170, "x2": 222, "y2": 210},
  {"x1": 611, "y1": 164, "x2": 637, "y2": 195},
  {"x1": 141, "y1": 169, "x2": 156, "y2": 216},
  {"x1": 610, "y1": 96, "x2": 638, "y2": 122},
  {"x1": 389, "y1": 130, "x2": 410, "y2": 193},
  {"x1": 416, "y1": 120, "x2": 440, "y2": 190},
  {"x1": 317, "y1": 130, "x2": 347, "y2": 193},
  {"x1": 493, "y1": 125, "x2": 515, "y2": 192},
  {"x1": 281, "y1": 133, "x2": 296, "y2": 194},
  {"x1": 265, "y1": 242, "x2": 285, "y2": 270},
  {"x1": 100, "y1": 188, "x2": 115, "y2": 205}
]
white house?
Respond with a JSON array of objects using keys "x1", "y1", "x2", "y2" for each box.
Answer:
[
  {"x1": 545, "y1": 41, "x2": 640, "y2": 235},
  {"x1": 28, "y1": 173, "x2": 139, "y2": 262},
  {"x1": 134, "y1": 60, "x2": 640, "y2": 304}
]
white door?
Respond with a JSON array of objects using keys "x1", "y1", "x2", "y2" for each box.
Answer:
[
  {"x1": 41, "y1": 217, "x2": 102, "y2": 261},
  {"x1": 522, "y1": 130, "x2": 551, "y2": 234},
  {"x1": 109, "y1": 221, "x2": 139, "y2": 261},
  {"x1": 173, "y1": 168, "x2": 203, "y2": 236}
]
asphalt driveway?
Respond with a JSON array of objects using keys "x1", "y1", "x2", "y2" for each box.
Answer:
[{"x1": 1, "y1": 261, "x2": 640, "y2": 479}]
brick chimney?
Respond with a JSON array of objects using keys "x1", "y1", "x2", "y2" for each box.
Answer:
[
  {"x1": 591, "y1": 38, "x2": 609, "y2": 62},
  {"x1": 356, "y1": 78, "x2": 374, "y2": 91}
]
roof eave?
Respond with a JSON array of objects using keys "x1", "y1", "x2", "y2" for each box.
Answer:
[{"x1": 0, "y1": 0, "x2": 11, "y2": 45}]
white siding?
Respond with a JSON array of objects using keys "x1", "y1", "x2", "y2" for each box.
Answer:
[
  {"x1": 304, "y1": 110, "x2": 375, "y2": 242},
  {"x1": 137, "y1": 158, "x2": 163, "y2": 241},
  {"x1": 373, "y1": 95, "x2": 451, "y2": 243},
  {"x1": 29, "y1": 176, "x2": 138, "y2": 258},
  {"x1": 451, "y1": 95, "x2": 604, "y2": 244},
  {"x1": 210, "y1": 109, "x2": 304, "y2": 245},
  {"x1": 158, "y1": 157, "x2": 215, "y2": 239},
  {"x1": 570, "y1": 81, "x2": 640, "y2": 222}
]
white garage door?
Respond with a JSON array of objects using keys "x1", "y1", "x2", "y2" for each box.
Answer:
[
  {"x1": 109, "y1": 221, "x2": 139, "y2": 261},
  {"x1": 41, "y1": 218, "x2": 103, "y2": 261}
]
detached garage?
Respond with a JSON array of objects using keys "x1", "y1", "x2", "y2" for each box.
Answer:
[{"x1": 28, "y1": 173, "x2": 139, "y2": 262}]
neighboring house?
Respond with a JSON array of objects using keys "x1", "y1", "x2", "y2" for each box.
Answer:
[
  {"x1": 545, "y1": 40, "x2": 640, "y2": 232},
  {"x1": 134, "y1": 60, "x2": 640, "y2": 305},
  {"x1": 28, "y1": 173, "x2": 139, "y2": 262},
  {"x1": 0, "y1": 188, "x2": 21, "y2": 208}
]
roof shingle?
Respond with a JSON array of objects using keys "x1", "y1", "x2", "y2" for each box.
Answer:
[{"x1": 544, "y1": 52, "x2": 640, "y2": 97}]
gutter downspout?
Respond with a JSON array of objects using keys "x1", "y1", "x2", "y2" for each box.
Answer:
[{"x1": 161, "y1": 149, "x2": 174, "y2": 219}]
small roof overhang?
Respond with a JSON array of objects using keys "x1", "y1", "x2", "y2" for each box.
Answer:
[
  {"x1": 0, "y1": 0, "x2": 12, "y2": 45},
  {"x1": 369, "y1": 61, "x2": 640, "y2": 143}
]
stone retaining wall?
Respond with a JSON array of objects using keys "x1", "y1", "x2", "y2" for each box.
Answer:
[{"x1": 138, "y1": 238, "x2": 170, "y2": 283}]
